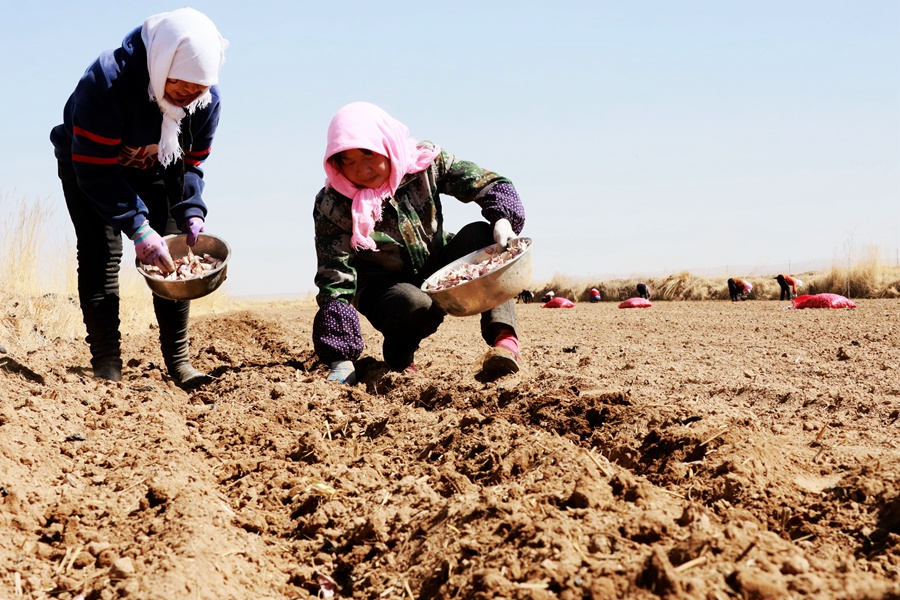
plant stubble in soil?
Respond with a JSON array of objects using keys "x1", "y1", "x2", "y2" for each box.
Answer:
[{"x1": 1, "y1": 300, "x2": 899, "y2": 599}]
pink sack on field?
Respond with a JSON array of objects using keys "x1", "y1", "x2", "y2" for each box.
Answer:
[
  {"x1": 542, "y1": 297, "x2": 575, "y2": 308},
  {"x1": 618, "y1": 297, "x2": 652, "y2": 309},
  {"x1": 791, "y1": 293, "x2": 856, "y2": 309}
]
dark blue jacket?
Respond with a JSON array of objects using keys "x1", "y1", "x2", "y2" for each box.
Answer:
[{"x1": 51, "y1": 27, "x2": 221, "y2": 237}]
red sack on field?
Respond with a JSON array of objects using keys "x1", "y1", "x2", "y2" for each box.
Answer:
[
  {"x1": 618, "y1": 297, "x2": 652, "y2": 309},
  {"x1": 542, "y1": 297, "x2": 575, "y2": 308},
  {"x1": 791, "y1": 293, "x2": 856, "y2": 309}
]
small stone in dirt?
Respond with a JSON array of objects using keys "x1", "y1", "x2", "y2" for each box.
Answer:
[
  {"x1": 55, "y1": 574, "x2": 79, "y2": 592},
  {"x1": 781, "y1": 555, "x2": 810, "y2": 575},
  {"x1": 287, "y1": 431, "x2": 323, "y2": 463},
  {"x1": 110, "y1": 556, "x2": 135, "y2": 578},
  {"x1": 727, "y1": 567, "x2": 787, "y2": 599},
  {"x1": 97, "y1": 549, "x2": 117, "y2": 568},
  {"x1": 73, "y1": 550, "x2": 95, "y2": 569},
  {"x1": 87, "y1": 541, "x2": 112, "y2": 556},
  {"x1": 117, "y1": 579, "x2": 140, "y2": 597},
  {"x1": 145, "y1": 484, "x2": 173, "y2": 508}
]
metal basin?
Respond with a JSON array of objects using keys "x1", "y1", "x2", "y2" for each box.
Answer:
[
  {"x1": 422, "y1": 238, "x2": 532, "y2": 317},
  {"x1": 136, "y1": 233, "x2": 230, "y2": 301}
]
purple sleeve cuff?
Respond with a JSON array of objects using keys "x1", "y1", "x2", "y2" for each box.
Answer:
[
  {"x1": 313, "y1": 300, "x2": 364, "y2": 364},
  {"x1": 480, "y1": 182, "x2": 525, "y2": 234}
]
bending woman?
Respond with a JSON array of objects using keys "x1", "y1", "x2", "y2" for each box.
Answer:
[{"x1": 51, "y1": 8, "x2": 227, "y2": 385}]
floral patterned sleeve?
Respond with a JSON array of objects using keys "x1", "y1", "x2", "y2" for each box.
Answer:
[
  {"x1": 313, "y1": 188, "x2": 357, "y2": 305},
  {"x1": 435, "y1": 150, "x2": 525, "y2": 235},
  {"x1": 312, "y1": 188, "x2": 364, "y2": 363}
]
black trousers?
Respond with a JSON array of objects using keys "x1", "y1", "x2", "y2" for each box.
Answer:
[
  {"x1": 356, "y1": 222, "x2": 517, "y2": 370},
  {"x1": 727, "y1": 278, "x2": 740, "y2": 302},
  {"x1": 59, "y1": 162, "x2": 192, "y2": 371},
  {"x1": 777, "y1": 282, "x2": 791, "y2": 300}
]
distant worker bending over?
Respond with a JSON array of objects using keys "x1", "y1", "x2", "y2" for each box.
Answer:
[
  {"x1": 727, "y1": 278, "x2": 752, "y2": 301},
  {"x1": 637, "y1": 282, "x2": 651, "y2": 300},
  {"x1": 589, "y1": 288, "x2": 601, "y2": 303},
  {"x1": 775, "y1": 274, "x2": 802, "y2": 300}
]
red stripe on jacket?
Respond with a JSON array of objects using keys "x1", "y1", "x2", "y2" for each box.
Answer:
[
  {"x1": 72, "y1": 154, "x2": 119, "y2": 165},
  {"x1": 184, "y1": 147, "x2": 211, "y2": 158},
  {"x1": 72, "y1": 126, "x2": 121, "y2": 145}
]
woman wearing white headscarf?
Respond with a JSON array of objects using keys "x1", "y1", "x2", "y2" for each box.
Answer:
[{"x1": 51, "y1": 8, "x2": 227, "y2": 385}]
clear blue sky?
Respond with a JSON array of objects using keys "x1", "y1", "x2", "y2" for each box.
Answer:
[{"x1": 1, "y1": 1, "x2": 898, "y2": 297}]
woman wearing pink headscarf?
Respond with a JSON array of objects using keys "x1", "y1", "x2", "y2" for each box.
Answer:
[{"x1": 313, "y1": 102, "x2": 526, "y2": 384}]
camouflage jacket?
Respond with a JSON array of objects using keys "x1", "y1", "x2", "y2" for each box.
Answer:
[{"x1": 313, "y1": 144, "x2": 525, "y2": 307}]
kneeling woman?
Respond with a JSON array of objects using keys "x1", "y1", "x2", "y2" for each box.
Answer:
[{"x1": 312, "y1": 102, "x2": 526, "y2": 384}]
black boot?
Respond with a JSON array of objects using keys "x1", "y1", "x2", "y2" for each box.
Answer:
[
  {"x1": 92, "y1": 361, "x2": 123, "y2": 382},
  {"x1": 167, "y1": 362, "x2": 213, "y2": 388},
  {"x1": 154, "y1": 295, "x2": 211, "y2": 389},
  {"x1": 83, "y1": 295, "x2": 123, "y2": 382}
]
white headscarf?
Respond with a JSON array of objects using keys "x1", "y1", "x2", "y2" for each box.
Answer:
[{"x1": 141, "y1": 8, "x2": 227, "y2": 168}]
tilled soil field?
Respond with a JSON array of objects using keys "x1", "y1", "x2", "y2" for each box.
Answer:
[{"x1": 1, "y1": 299, "x2": 899, "y2": 599}]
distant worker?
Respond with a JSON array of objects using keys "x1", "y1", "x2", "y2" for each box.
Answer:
[
  {"x1": 589, "y1": 288, "x2": 601, "y2": 303},
  {"x1": 775, "y1": 274, "x2": 801, "y2": 300},
  {"x1": 541, "y1": 290, "x2": 555, "y2": 303},
  {"x1": 637, "y1": 282, "x2": 651, "y2": 300},
  {"x1": 517, "y1": 290, "x2": 534, "y2": 304},
  {"x1": 727, "y1": 278, "x2": 752, "y2": 301}
]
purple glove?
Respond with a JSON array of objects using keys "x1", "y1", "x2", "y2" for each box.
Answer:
[
  {"x1": 131, "y1": 222, "x2": 175, "y2": 273},
  {"x1": 181, "y1": 217, "x2": 205, "y2": 247}
]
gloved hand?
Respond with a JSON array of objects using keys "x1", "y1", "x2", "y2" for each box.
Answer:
[
  {"x1": 327, "y1": 360, "x2": 357, "y2": 385},
  {"x1": 132, "y1": 221, "x2": 176, "y2": 273},
  {"x1": 181, "y1": 216, "x2": 205, "y2": 247},
  {"x1": 492, "y1": 218, "x2": 516, "y2": 247}
]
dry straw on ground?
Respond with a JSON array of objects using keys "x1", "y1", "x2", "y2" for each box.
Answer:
[
  {"x1": 0, "y1": 195, "x2": 263, "y2": 355},
  {"x1": 535, "y1": 251, "x2": 900, "y2": 303}
]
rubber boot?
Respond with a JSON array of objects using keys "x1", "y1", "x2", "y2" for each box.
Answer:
[
  {"x1": 83, "y1": 295, "x2": 123, "y2": 381},
  {"x1": 154, "y1": 295, "x2": 211, "y2": 388}
]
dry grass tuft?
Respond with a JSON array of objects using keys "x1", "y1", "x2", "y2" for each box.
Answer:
[
  {"x1": 807, "y1": 247, "x2": 900, "y2": 298},
  {"x1": 1, "y1": 194, "x2": 84, "y2": 353},
  {"x1": 530, "y1": 248, "x2": 900, "y2": 304},
  {"x1": 0, "y1": 194, "x2": 250, "y2": 355}
]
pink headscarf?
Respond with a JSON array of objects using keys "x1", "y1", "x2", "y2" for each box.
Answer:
[{"x1": 324, "y1": 102, "x2": 441, "y2": 251}]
